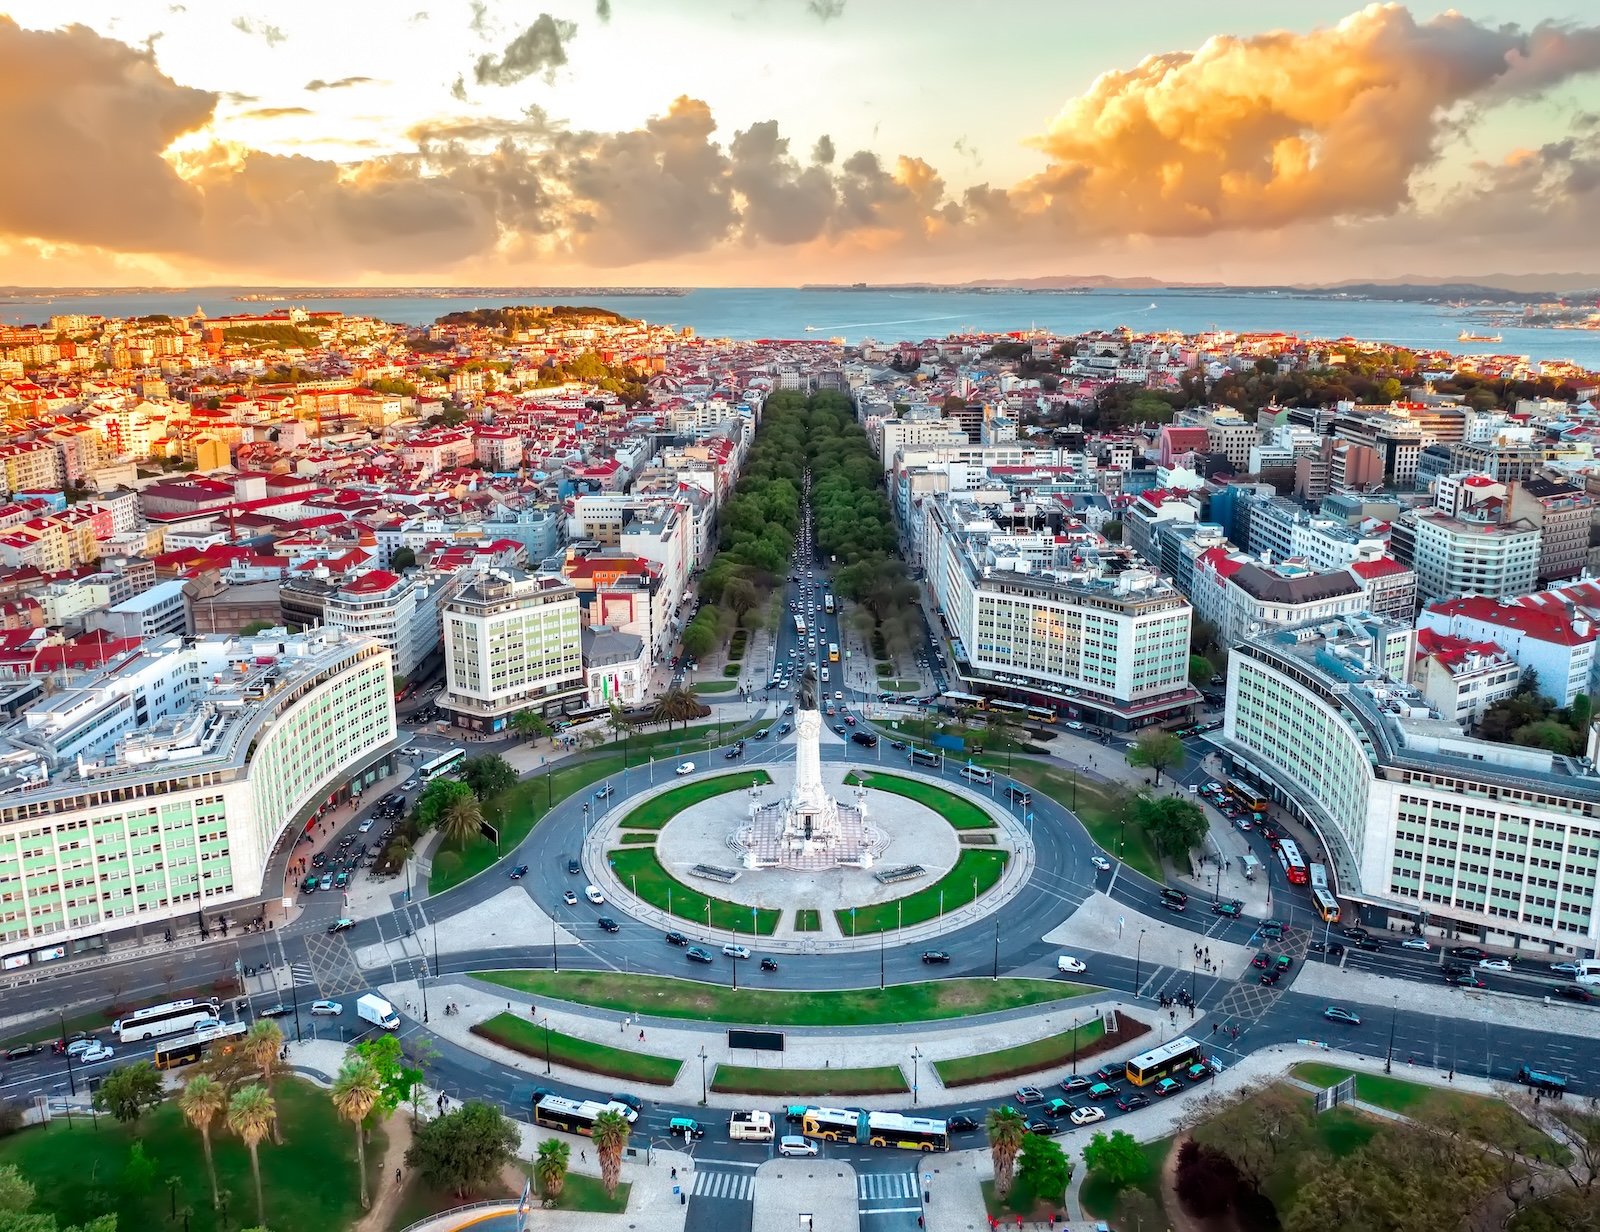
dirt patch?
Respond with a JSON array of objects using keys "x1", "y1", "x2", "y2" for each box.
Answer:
[{"x1": 353, "y1": 1113, "x2": 414, "y2": 1232}]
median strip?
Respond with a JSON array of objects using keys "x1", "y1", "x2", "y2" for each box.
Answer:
[
  {"x1": 711, "y1": 1063, "x2": 908, "y2": 1097},
  {"x1": 471, "y1": 1012, "x2": 682, "y2": 1086},
  {"x1": 933, "y1": 1014, "x2": 1137, "y2": 1088}
]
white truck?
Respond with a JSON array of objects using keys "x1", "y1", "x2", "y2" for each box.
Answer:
[
  {"x1": 729, "y1": 1109, "x2": 774, "y2": 1142},
  {"x1": 356, "y1": 993, "x2": 400, "y2": 1030}
]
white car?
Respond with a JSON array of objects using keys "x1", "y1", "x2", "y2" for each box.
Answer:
[
  {"x1": 1401, "y1": 937, "x2": 1432, "y2": 951},
  {"x1": 1064, "y1": 720, "x2": 1085, "y2": 730},
  {"x1": 1056, "y1": 955, "x2": 1088, "y2": 974},
  {"x1": 310, "y1": 1000, "x2": 343, "y2": 1017},
  {"x1": 1478, "y1": 958, "x2": 1512, "y2": 972},
  {"x1": 1091, "y1": 856, "x2": 1113, "y2": 872},
  {"x1": 563, "y1": 889, "x2": 578, "y2": 906},
  {"x1": 1069, "y1": 1105, "x2": 1105, "y2": 1127},
  {"x1": 834, "y1": 691, "x2": 844, "y2": 701},
  {"x1": 358, "y1": 819, "x2": 374, "y2": 833},
  {"x1": 585, "y1": 885, "x2": 606, "y2": 905},
  {"x1": 779, "y1": 1135, "x2": 818, "y2": 1157},
  {"x1": 722, "y1": 943, "x2": 751, "y2": 960},
  {"x1": 675, "y1": 762, "x2": 695, "y2": 776},
  {"x1": 79, "y1": 1044, "x2": 114, "y2": 1064}
]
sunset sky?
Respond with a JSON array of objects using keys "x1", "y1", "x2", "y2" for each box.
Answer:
[{"x1": 1, "y1": 1, "x2": 1598, "y2": 286}]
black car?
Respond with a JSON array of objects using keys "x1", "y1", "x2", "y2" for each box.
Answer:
[
  {"x1": 1025, "y1": 1119, "x2": 1055, "y2": 1137},
  {"x1": 1308, "y1": 940, "x2": 1346, "y2": 958},
  {"x1": 779, "y1": 723, "x2": 792, "y2": 734},
  {"x1": 1447, "y1": 946, "x2": 1488, "y2": 960},
  {"x1": 686, "y1": 946, "x2": 714, "y2": 964},
  {"x1": 1159, "y1": 888, "x2": 1189, "y2": 908},
  {"x1": 946, "y1": 1113, "x2": 978, "y2": 1133},
  {"x1": 921, "y1": 950, "x2": 951, "y2": 964},
  {"x1": 1059, "y1": 1075, "x2": 1091, "y2": 1094},
  {"x1": 1160, "y1": 898, "x2": 1186, "y2": 914},
  {"x1": 1259, "y1": 970, "x2": 1281, "y2": 986},
  {"x1": 1116, "y1": 1092, "x2": 1151, "y2": 1112},
  {"x1": 851, "y1": 731, "x2": 878, "y2": 747},
  {"x1": 784, "y1": 705, "x2": 796, "y2": 716},
  {"x1": 509, "y1": 864, "x2": 529, "y2": 879},
  {"x1": 609, "y1": 1092, "x2": 643, "y2": 1112},
  {"x1": 1094, "y1": 1064, "x2": 1123, "y2": 1083},
  {"x1": 1342, "y1": 926, "x2": 1370, "y2": 941},
  {"x1": 567, "y1": 859, "x2": 581, "y2": 875},
  {"x1": 596, "y1": 917, "x2": 620, "y2": 933},
  {"x1": 664, "y1": 931, "x2": 689, "y2": 946},
  {"x1": 724, "y1": 746, "x2": 743, "y2": 759},
  {"x1": 529, "y1": 1086, "x2": 555, "y2": 1107},
  {"x1": 1551, "y1": 984, "x2": 1592, "y2": 1002},
  {"x1": 1356, "y1": 938, "x2": 1383, "y2": 952},
  {"x1": 832, "y1": 724, "x2": 847, "y2": 735},
  {"x1": 257, "y1": 1004, "x2": 291, "y2": 1018},
  {"x1": 5, "y1": 1043, "x2": 41, "y2": 1060},
  {"x1": 890, "y1": 740, "x2": 906, "y2": 750}
]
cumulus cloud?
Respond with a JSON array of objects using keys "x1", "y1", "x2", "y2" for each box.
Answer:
[
  {"x1": 805, "y1": 0, "x2": 845, "y2": 20},
  {"x1": 1011, "y1": 4, "x2": 1600, "y2": 237},
  {"x1": 305, "y1": 75, "x2": 375, "y2": 91},
  {"x1": 474, "y1": 13, "x2": 575, "y2": 86},
  {"x1": 812, "y1": 134, "x2": 835, "y2": 165},
  {"x1": 728, "y1": 121, "x2": 837, "y2": 244},
  {"x1": 596, "y1": 0, "x2": 612, "y2": 22},
  {"x1": 230, "y1": 16, "x2": 286, "y2": 47}
]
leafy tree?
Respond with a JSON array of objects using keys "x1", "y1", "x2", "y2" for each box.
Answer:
[
  {"x1": 985, "y1": 1106, "x2": 1027, "y2": 1200},
  {"x1": 405, "y1": 1102, "x2": 518, "y2": 1199},
  {"x1": 91, "y1": 1062, "x2": 164, "y2": 1125},
  {"x1": 1188, "y1": 654, "x2": 1216, "y2": 687},
  {"x1": 1082, "y1": 1129, "x2": 1148, "y2": 1190},
  {"x1": 510, "y1": 710, "x2": 550, "y2": 742},
  {"x1": 1016, "y1": 1132, "x2": 1072, "y2": 1204},
  {"x1": 389, "y1": 547, "x2": 417, "y2": 572},
  {"x1": 0, "y1": 1163, "x2": 117, "y2": 1232},
  {"x1": 1190, "y1": 1082, "x2": 1315, "y2": 1194},
  {"x1": 331, "y1": 1056, "x2": 382, "y2": 1211},
  {"x1": 1134, "y1": 795, "x2": 1209, "y2": 858},
  {"x1": 1126, "y1": 729, "x2": 1183, "y2": 787},
  {"x1": 1515, "y1": 719, "x2": 1579, "y2": 755},
  {"x1": 354, "y1": 1034, "x2": 424, "y2": 1122},
  {"x1": 1174, "y1": 1138, "x2": 1242, "y2": 1219},
  {"x1": 226, "y1": 1085, "x2": 277, "y2": 1228},
  {"x1": 680, "y1": 618, "x2": 717, "y2": 659},
  {"x1": 460, "y1": 754, "x2": 516, "y2": 801},
  {"x1": 416, "y1": 779, "x2": 475, "y2": 832},
  {"x1": 592, "y1": 1108, "x2": 631, "y2": 1199},
  {"x1": 241, "y1": 1021, "x2": 285, "y2": 1144},
  {"x1": 1101, "y1": 519, "x2": 1123, "y2": 543},
  {"x1": 179, "y1": 1074, "x2": 227, "y2": 1209},
  {"x1": 534, "y1": 1138, "x2": 570, "y2": 1203},
  {"x1": 119, "y1": 1143, "x2": 154, "y2": 1197}
]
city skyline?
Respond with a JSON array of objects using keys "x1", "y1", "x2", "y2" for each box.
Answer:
[{"x1": 2, "y1": 1, "x2": 1600, "y2": 287}]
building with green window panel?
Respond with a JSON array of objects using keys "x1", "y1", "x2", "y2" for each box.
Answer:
[
  {"x1": 0, "y1": 628, "x2": 398, "y2": 966},
  {"x1": 1220, "y1": 616, "x2": 1600, "y2": 957}
]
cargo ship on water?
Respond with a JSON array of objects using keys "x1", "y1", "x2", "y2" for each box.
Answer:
[{"x1": 1458, "y1": 330, "x2": 1503, "y2": 343}]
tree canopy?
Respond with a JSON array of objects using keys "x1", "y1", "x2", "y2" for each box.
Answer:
[
  {"x1": 405, "y1": 1102, "x2": 519, "y2": 1199},
  {"x1": 90, "y1": 1062, "x2": 164, "y2": 1125}
]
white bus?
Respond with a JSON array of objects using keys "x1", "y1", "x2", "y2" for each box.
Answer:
[
  {"x1": 114, "y1": 998, "x2": 222, "y2": 1044},
  {"x1": 419, "y1": 748, "x2": 466, "y2": 783}
]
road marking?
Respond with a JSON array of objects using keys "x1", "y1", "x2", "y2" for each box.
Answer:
[
  {"x1": 694, "y1": 1158, "x2": 761, "y2": 1168},
  {"x1": 860, "y1": 1207, "x2": 923, "y2": 1216}
]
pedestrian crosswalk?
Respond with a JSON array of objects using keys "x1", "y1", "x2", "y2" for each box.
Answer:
[
  {"x1": 858, "y1": 1171, "x2": 918, "y2": 1201},
  {"x1": 691, "y1": 1168, "x2": 753, "y2": 1201},
  {"x1": 289, "y1": 962, "x2": 314, "y2": 986}
]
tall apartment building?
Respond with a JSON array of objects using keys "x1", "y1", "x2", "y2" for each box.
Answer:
[
  {"x1": 1222, "y1": 618, "x2": 1600, "y2": 955},
  {"x1": 1124, "y1": 488, "x2": 1201, "y2": 566},
  {"x1": 1174, "y1": 408, "x2": 1259, "y2": 475},
  {"x1": 440, "y1": 570, "x2": 584, "y2": 731},
  {"x1": 323, "y1": 568, "x2": 459, "y2": 680},
  {"x1": 1453, "y1": 439, "x2": 1544, "y2": 483},
  {"x1": 1506, "y1": 476, "x2": 1592, "y2": 583},
  {"x1": 1390, "y1": 507, "x2": 1540, "y2": 605},
  {"x1": 927, "y1": 497, "x2": 1198, "y2": 729},
  {"x1": 0, "y1": 630, "x2": 397, "y2": 958}
]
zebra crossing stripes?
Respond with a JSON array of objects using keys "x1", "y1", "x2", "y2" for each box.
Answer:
[
  {"x1": 289, "y1": 962, "x2": 314, "y2": 986},
  {"x1": 691, "y1": 1169, "x2": 754, "y2": 1201},
  {"x1": 858, "y1": 1171, "x2": 918, "y2": 1201}
]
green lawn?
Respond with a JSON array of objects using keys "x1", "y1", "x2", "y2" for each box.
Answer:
[
  {"x1": 390, "y1": 1155, "x2": 628, "y2": 1230},
  {"x1": 431, "y1": 753, "x2": 627, "y2": 893},
  {"x1": 1078, "y1": 1136, "x2": 1172, "y2": 1221},
  {"x1": 859, "y1": 772, "x2": 995, "y2": 829},
  {"x1": 712, "y1": 1064, "x2": 907, "y2": 1096},
  {"x1": 693, "y1": 680, "x2": 738, "y2": 693},
  {"x1": 1290, "y1": 1064, "x2": 1568, "y2": 1163},
  {"x1": 474, "y1": 972, "x2": 1089, "y2": 1026},
  {"x1": 1007, "y1": 761, "x2": 1164, "y2": 880},
  {"x1": 877, "y1": 679, "x2": 920, "y2": 692},
  {"x1": 606, "y1": 847, "x2": 780, "y2": 934},
  {"x1": 616, "y1": 772, "x2": 771, "y2": 829},
  {"x1": 472, "y1": 1012, "x2": 682, "y2": 1085},
  {"x1": 794, "y1": 909, "x2": 821, "y2": 932},
  {"x1": 836, "y1": 849, "x2": 1009, "y2": 935},
  {"x1": 934, "y1": 1019, "x2": 1109, "y2": 1087},
  {"x1": 0, "y1": 1076, "x2": 379, "y2": 1232},
  {"x1": 619, "y1": 832, "x2": 657, "y2": 844},
  {"x1": 882, "y1": 715, "x2": 1038, "y2": 756}
]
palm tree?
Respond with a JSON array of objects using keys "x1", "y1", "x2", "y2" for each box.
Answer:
[
  {"x1": 651, "y1": 687, "x2": 701, "y2": 733},
  {"x1": 534, "y1": 1137, "x2": 571, "y2": 1204},
  {"x1": 241, "y1": 1020, "x2": 284, "y2": 1143},
  {"x1": 591, "y1": 1108, "x2": 631, "y2": 1199},
  {"x1": 986, "y1": 1105, "x2": 1027, "y2": 1200},
  {"x1": 227, "y1": 1084, "x2": 277, "y2": 1227},
  {"x1": 440, "y1": 792, "x2": 484, "y2": 847},
  {"x1": 331, "y1": 1056, "x2": 382, "y2": 1211},
  {"x1": 179, "y1": 1073, "x2": 227, "y2": 1209}
]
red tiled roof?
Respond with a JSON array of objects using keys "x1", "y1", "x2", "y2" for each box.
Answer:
[{"x1": 1425, "y1": 595, "x2": 1596, "y2": 646}]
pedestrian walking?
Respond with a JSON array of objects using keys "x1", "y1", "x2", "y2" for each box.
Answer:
[
  {"x1": 395, "y1": 1168, "x2": 402, "y2": 1186},
  {"x1": 639, "y1": 1030, "x2": 645, "y2": 1042},
  {"x1": 581, "y1": 1150, "x2": 587, "y2": 1163}
]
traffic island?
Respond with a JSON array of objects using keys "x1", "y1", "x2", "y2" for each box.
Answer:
[
  {"x1": 471, "y1": 1013, "x2": 683, "y2": 1085},
  {"x1": 712, "y1": 1063, "x2": 909, "y2": 1097},
  {"x1": 933, "y1": 1011, "x2": 1144, "y2": 1087}
]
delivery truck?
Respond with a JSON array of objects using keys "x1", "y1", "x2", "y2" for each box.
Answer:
[{"x1": 357, "y1": 993, "x2": 400, "y2": 1030}]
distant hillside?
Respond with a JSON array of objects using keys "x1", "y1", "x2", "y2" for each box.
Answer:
[{"x1": 432, "y1": 304, "x2": 634, "y2": 330}]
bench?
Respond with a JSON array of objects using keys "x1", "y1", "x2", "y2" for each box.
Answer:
[
  {"x1": 874, "y1": 864, "x2": 926, "y2": 885},
  {"x1": 690, "y1": 864, "x2": 741, "y2": 884}
]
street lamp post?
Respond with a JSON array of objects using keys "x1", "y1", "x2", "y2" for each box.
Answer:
[
  {"x1": 551, "y1": 917, "x2": 559, "y2": 974},
  {"x1": 911, "y1": 1046, "x2": 922, "y2": 1106},
  {"x1": 1385, "y1": 995, "x2": 1398, "y2": 1075},
  {"x1": 59, "y1": 1011, "x2": 76, "y2": 1097},
  {"x1": 992, "y1": 917, "x2": 1000, "y2": 981},
  {"x1": 698, "y1": 1045, "x2": 708, "y2": 1106},
  {"x1": 542, "y1": 1017, "x2": 552, "y2": 1075},
  {"x1": 1071, "y1": 1016, "x2": 1080, "y2": 1074},
  {"x1": 878, "y1": 930, "x2": 885, "y2": 990},
  {"x1": 1134, "y1": 928, "x2": 1147, "y2": 988},
  {"x1": 731, "y1": 928, "x2": 738, "y2": 991}
]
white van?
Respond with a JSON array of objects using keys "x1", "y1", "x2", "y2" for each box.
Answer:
[
  {"x1": 959, "y1": 765, "x2": 992, "y2": 785},
  {"x1": 729, "y1": 1110, "x2": 774, "y2": 1142},
  {"x1": 1576, "y1": 958, "x2": 1600, "y2": 987}
]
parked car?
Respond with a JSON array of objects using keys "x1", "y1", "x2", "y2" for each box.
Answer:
[{"x1": 310, "y1": 1000, "x2": 342, "y2": 1017}]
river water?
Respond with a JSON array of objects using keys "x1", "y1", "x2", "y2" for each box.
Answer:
[{"x1": 3, "y1": 286, "x2": 1597, "y2": 368}]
